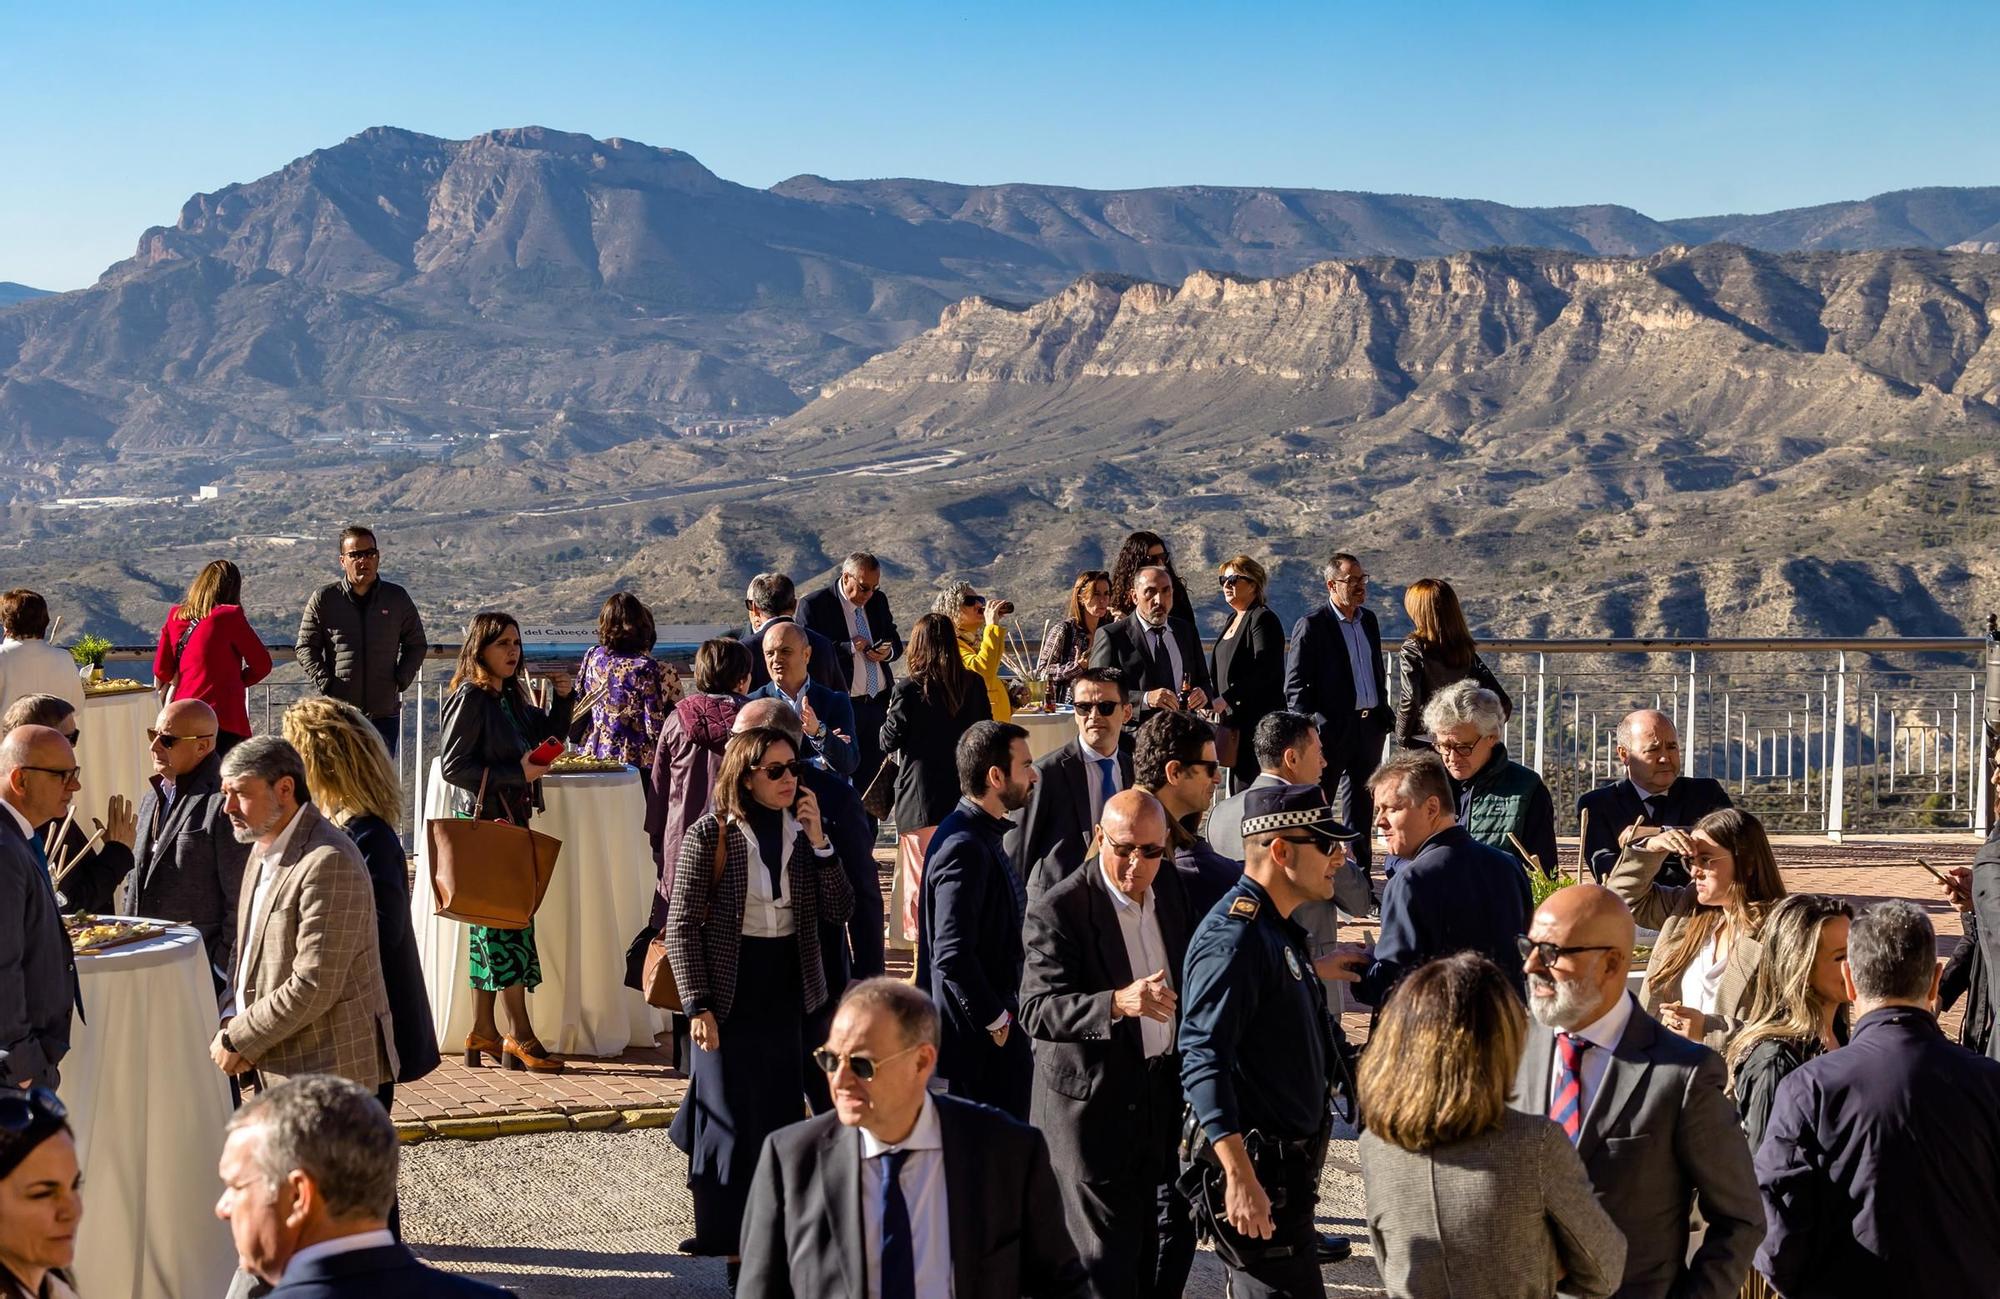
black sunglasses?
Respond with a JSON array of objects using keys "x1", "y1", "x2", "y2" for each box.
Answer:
[
  {"x1": 147, "y1": 729, "x2": 216, "y2": 749},
  {"x1": 754, "y1": 760, "x2": 805, "y2": 781},
  {"x1": 812, "y1": 1044, "x2": 920, "y2": 1080},
  {"x1": 1515, "y1": 935, "x2": 1618, "y2": 967},
  {"x1": 0, "y1": 1087, "x2": 66, "y2": 1132},
  {"x1": 1073, "y1": 700, "x2": 1122, "y2": 716},
  {"x1": 342, "y1": 547, "x2": 381, "y2": 560},
  {"x1": 1105, "y1": 841, "x2": 1168, "y2": 860}
]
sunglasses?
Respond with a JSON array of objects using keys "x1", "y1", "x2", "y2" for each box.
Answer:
[
  {"x1": 1073, "y1": 700, "x2": 1122, "y2": 717},
  {"x1": 1105, "y1": 840, "x2": 1168, "y2": 859},
  {"x1": 811, "y1": 1043, "x2": 921, "y2": 1080},
  {"x1": 1218, "y1": 574, "x2": 1250, "y2": 588},
  {"x1": 147, "y1": 729, "x2": 216, "y2": 749},
  {"x1": 754, "y1": 760, "x2": 805, "y2": 781},
  {"x1": 1180, "y1": 760, "x2": 1220, "y2": 776},
  {"x1": 342, "y1": 548, "x2": 380, "y2": 561},
  {"x1": 61, "y1": 730, "x2": 80, "y2": 748},
  {"x1": 0, "y1": 1087, "x2": 66, "y2": 1132},
  {"x1": 964, "y1": 599, "x2": 987, "y2": 610},
  {"x1": 1515, "y1": 935, "x2": 1619, "y2": 967}
]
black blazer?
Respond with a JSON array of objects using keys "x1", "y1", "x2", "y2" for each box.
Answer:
[
  {"x1": 130, "y1": 750, "x2": 251, "y2": 978},
  {"x1": 1006, "y1": 735, "x2": 1135, "y2": 903},
  {"x1": 1576, "y1": 776, "x2": 1733, "y2": 882},
  {"x1": 879, "y1": 678, "x2": 991, "y2": 829},
  {"x1": 437, "y1": 682, "x2": 575, "y2": 824},
  {"x1": 1210, "y1": 604, "x2": 1287, "y2": 776},
  {"x1": 798, "y1": 586, "x2": 905, "y2": 694},
  {"x1": 343, "y1": 814, "x2": 441, "y2": 1085},
  {"x1": 737, "y1": 1094, "x2": 1090, "y2": 1299},
  {"x1": 743, "y1": 615, "x2": 844, "y2": 692},
  {"x1": 1087, "y1": 612, "x2": 1211, "y2": 717},
  {"x1": 0, "y1": 811, "x2": 76, "y2": 1090},
  {"x1": 915, "y1": 800, "x2": 1025, "y2": 1084},
  {"x1": 1020, "y1": 858, "x2": 1193, "y2": 1186},
  {"x1": 801, "y1": 762, "x2": 885, "y2": 982},
  {"x1": 265, "y1": 1242, "x2": 509, "y2": 1297},
  {"x1": 1283, "y1": 603, "x2": 1388, "y2": 762}
]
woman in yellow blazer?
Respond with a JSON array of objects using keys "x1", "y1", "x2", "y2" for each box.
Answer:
[
  {"x1": 1607, "y1": 807, "x2": 1786, "y2": 1054},
  {"x1": 936, "y1": 582, "x2": 1013, "y2": 721}
]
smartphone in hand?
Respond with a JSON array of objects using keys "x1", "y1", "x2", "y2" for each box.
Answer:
[{"x1": 526, "y1": 738, "x2": 564, "y2": 766}]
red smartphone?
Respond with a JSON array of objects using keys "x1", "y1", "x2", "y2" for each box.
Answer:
[{"x1": 526, "y1": 738, "x2": 564, "y2": 765}]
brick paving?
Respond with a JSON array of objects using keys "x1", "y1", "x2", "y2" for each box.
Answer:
[{"x1": 393, "y1": 833, "x2": 1984, "y2": 1134}]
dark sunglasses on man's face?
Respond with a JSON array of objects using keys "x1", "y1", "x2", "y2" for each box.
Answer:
[
  {"x1": 1073, "y1": 700, "x2": 1122, "y2": 717},
  {"x1": 342, "y1": 548, "x2": 380, "y2": 561},
  {"x1": 812, "y1": 1044, "x2": 920, "y2": 1080},
  {"x1": 61, "y1": 730, "x2": 80, "y2": 748},
  {"x1": 147, "y1": 728, "x2": 215, "y2": 749},
  {"x1": 1515, "y1": 935, "x2": 1618, "y2": 967},
  {"x1": 1105, "y1": 840, "x2": 1168, "y2": 860},
  {"x1": 754, "y1": 760, "x2": 805, "y2": 781}
]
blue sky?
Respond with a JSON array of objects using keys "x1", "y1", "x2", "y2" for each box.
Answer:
[{"x1": 3, "y1": 0, "x2": 1996, "y2": 290}]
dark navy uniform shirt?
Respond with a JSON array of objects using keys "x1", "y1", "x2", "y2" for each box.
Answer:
[{"x1": 1179, "y1": 874, "x2": 1333, "y2": 1143}]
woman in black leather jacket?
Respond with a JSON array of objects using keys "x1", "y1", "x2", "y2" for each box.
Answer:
[{"x1": 438, "y1": 610, "x2": 575, "y2": 1074}]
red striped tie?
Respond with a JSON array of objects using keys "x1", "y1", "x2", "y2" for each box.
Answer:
[{"x1": 1550, "y1": 1032, "x2": 1586, "y2": 1142}]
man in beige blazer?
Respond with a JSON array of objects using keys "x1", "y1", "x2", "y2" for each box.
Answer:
[{"x1": 209, "y1": 736, "x2": 395, "y2": 1089}]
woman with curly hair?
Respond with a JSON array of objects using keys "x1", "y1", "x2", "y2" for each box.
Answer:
[
  {"x1": 1107, "y1": 530, "x2": 1195, "y2": 632},
  {"x1": 934, "y1": 581, "x2": 1013, "y2": 722}
]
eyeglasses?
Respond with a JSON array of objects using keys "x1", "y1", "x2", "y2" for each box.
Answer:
[
  {"x1": 1516, "y1": 936, "x2": 1619, "y2": 967},
  {"x1": 811, "y1": 1043, "x2": 922, "y2": 1080},
  {"x1": 1105, "y1": 840, "x2": 1168, "y2": 859},
  {"x1": 22, "y1": 765, "x2": 81, "y2": 785},
  {"x1": 0, "y1": 1087, "x2": 66, "y2": 1131},
  {"x1": 1073, "y1": 700, "x2": 1122, "y2": 716},
  {"x1": 1333, "y1": 574, "x2": 1369, "y2": 587},
  {"x1": 753, "y1": 760, "x2": 805, "y2": 781},
  {"x1": 341, "y1": 548, "x2": 380, "y2": 561},
  {"x1": 1218, "y1": 574, "x2": 1251, "y2": 588},
  {"x1": 147, "y1": 729, "x2": 216, "y2": 749},
  {"x1": 1146, "y1": 550, "x2": 1167, "y2": 563},
  {"x1": 1436, "y1": 739, "x2": 1484, "y2": 756}
]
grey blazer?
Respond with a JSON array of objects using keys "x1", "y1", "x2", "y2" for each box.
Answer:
[
  {"x1": 1361, "y1": 1108, "x2": 1627, "y2": 1299},
  {"x1": 1605, "y1": 844, "x2": 1762, "y2": 1052},
  {"x1": 1509, "y1": 1002, "x2": 1762, "y2": 1299}
]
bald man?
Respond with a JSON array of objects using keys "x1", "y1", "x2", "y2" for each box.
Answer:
[
  {"x1": 750, "y1": 621, "x2": 858, "y2": 777},
  {"x1": 0, "y1": 725, "x2": 83, "y2": 1088},
  {"x1": 1577, "y1": 709, "x2": 1731, "y2": 884},
  {"x1": 1021, "y1": 789, "x2": 1199, "y2": 1299},
  {"x1": 132, "y1": 697, "x2": 251, "y2": 980},
  {"x1": 1510, "y1": 885, "x2": 1760, "y2": 1299}
]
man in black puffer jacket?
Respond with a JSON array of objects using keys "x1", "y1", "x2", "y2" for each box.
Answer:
[{"x1": 296, "y1": 526, "x2": 429, "y2": 756}]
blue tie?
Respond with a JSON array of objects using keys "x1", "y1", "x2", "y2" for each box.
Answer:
[
  {"x1": 30, "y1": 832, "x2": 50, "y2": 875},
  {"x1": 855, "y1": 605, "x2": 882, "y2": 695},
  {"x1": 1096, "y1": 756, "x2": 1118, "y2": 813},
  {"x1": 879, "y1": 1148, "x2": 915, "y2": 1299}
]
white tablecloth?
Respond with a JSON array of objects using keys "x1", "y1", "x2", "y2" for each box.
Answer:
[
  {"x1": 1013, "y1": 708, "x2": 1075, "y2": 761},
  {"x1": 77, "y1": 688, "x2": 154, "y2": 831},
  {"x1": 62, "y1": 922, "x2": 236, "y2": 1299},
  {"x1": 413, "y1": 762, "x2": 663, "y2": 1057}
]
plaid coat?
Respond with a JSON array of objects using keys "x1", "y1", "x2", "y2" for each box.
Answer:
[
  {"x1": 230, "y1": 802, "x2": 396, "y2": 1087},
  {"x1": 665, "y1": 811, "x2": 853, "y2": 1023}
]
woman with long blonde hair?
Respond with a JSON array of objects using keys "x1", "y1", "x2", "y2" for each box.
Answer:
[
  {"x1": 1393, "y1": 577, "x2": 1510, "y2": 748},
  {"x1": 151, "y1": 558, "x2": 271, "y2": 752},
  {"x1": 1609, "y1": 807, "x2": 1787, "y2": 1051},
  {"x1": 1726, "y1": 893, "x2": 1852, "y2": 1143}
]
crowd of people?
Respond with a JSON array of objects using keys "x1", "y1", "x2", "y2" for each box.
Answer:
[{"x1": 1, "y1": 528, "x2": 1998, "y2": 1299}]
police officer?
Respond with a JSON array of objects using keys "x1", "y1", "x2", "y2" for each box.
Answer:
[{"x1": 1179, "y1": 783, "x2": 1367, "y2": 1297}]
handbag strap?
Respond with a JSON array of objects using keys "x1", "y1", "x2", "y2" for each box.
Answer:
[{"x1": 701, "y1": 816, "x2": 730, "y2": 924}]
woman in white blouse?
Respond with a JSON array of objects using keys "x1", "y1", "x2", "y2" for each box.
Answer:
[
  {"x1": 1608, "y1": 807, "x2": 1787, "y2": 1052},
  {"x1": 663, "y1": 727, "x2": 854, "y2": 1281}
]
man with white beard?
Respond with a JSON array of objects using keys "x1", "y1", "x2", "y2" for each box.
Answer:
[{"x1": 1506, "y1": 885, "x2": 1760, "y2": 1299}]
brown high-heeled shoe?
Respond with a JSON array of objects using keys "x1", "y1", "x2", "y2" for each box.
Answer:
[
  {"x1": 464, "y1": 1032, "x2": 503, "y2": 1068},
  {"x1": 502, "y1": 1036, "x2": 564, "y2": 1074}
]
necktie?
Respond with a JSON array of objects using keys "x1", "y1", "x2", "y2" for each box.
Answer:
[
  {"x1": 1550, "y1": 1032, "x2": 1586, "y2": 1143},
  {"x1": 855, "y1": 605, "x2": 881, "y2": 695},
  {"x1": 30, "y1": 831, "x2": 50, "y2": 876},
  {"x1": 879, "y1": 1148, "x2": 915, "y2": 1299},
  {"x1": 1641, "y1": 794, "x2": 1666, "y2": 825},
  {"x1": 1145, "y1": 625, "x2": 1174, "y2": 691},
  {"x1": 1096, "y1": 755, "x2": 1119, "y2": 814}
]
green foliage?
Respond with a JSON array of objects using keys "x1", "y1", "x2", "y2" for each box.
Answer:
[
  {"x1": 69, "y1": 634, "x2": 112, "y2": 668},
  {"x1": 1529, "y1": 870, "x2": 1575, "y2": 908}
]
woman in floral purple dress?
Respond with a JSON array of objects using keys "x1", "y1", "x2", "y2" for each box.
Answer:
[{"x1": 576, "y1": 593, "x2": 675, "y2": 797}]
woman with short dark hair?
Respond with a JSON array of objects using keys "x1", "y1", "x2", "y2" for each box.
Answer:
[
  {"x1": 1359, "y1": 954, "x2": 1625, "y2": 1299},
  {"x1": 151, "y1": 560, "x2": 272, "y2": 752},
  {"x1": 1209, "y1": 553, "x2": 1286, "y2": 789},
  {"x1": 0, "y1": 1088, "x2": 82, "y2": 1299},
  {"x1": 575, "y1": 591, "x2": 675, "y2": 778},
  {"x1": 647, "y1": 637, "x2": 753, "y2": 920}
]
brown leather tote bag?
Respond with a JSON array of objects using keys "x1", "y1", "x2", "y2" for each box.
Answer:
[
  {"x1": 643, "y1": 816, "x2": 729, "y2": 1011},
  {"x1": 427, "y1": 770, "x2": 561, "y2": 930}
]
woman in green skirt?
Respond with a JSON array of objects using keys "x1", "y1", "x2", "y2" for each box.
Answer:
[{"x1": 438, "y1": 610, "x2": 576, "y2": 1073}]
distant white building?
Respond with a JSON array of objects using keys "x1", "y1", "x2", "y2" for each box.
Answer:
[{"x1": 195, "y1": 484, "x2": 224, "y2": 500}]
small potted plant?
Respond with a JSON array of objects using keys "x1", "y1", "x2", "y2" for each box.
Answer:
[{"x1": 70, "y1": 633, "x2": 112, "y2": 684}]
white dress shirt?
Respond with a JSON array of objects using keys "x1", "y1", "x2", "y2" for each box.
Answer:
[
  {"x1": 859, "y1": 1093, "x2": 953, "y2": 1299},
  {"x1": 1328, "y1": 602, "x2": 1379, "y2": 711},
  {"x1": 0, "y1": 637, "x2": 85, "y2": 717},
  {"x1": 738, "y1": 815, "x2": 833, "y2": 939},
  {"x1": 227, "y1": 806, "x2": 308, "y2": 1018},
  {"x1": 838, "y1": 588, "x2": 880, "y2": 699},
  {"x1": 1546, "y1": 990, "x2": 1636, "y2": 1125},
  {"x1": 282, "y1": 1228, "x2": 396, "y2": 1282},
  {"x1": 1137, "y1": 616, "x2": 1184, "y2": 693},
  {"x1": 1101, "y1": 860, "x2": 1173, "y2": 1058}
]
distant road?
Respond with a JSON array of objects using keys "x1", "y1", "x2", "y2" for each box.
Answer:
[{"x1": 511, "y1": 448, "x2": 963, "y2": 517}]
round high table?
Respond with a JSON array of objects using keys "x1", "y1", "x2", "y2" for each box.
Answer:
[
  {"x1": 1012, "y1": 707, "x2": 1075, "y2": 761},
  {"x1": 77, "y1": 685, "x2": 155, "y2": 831},
  {"x1": 413, "y1": 762, "x2": 664, "y2": 1057},
  {"x1": 62, "y1": 922, "x2": 236, "y2": 1299}
]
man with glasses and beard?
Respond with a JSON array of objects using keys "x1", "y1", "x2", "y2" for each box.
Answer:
[
  {"x1": 296, "y1": 526, "x2": 428, "y2": 757},
  {"x1": 916, "y1": 721, "x2": 1038, "y2": 1119},
  {"x1": 1008, "y1": 667, "x2": 1135, "y2": 903},
  {"x1": 1508, "y1": 884, "x2": 1760, "y2": 1299}
]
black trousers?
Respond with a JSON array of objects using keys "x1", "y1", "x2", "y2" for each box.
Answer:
[
  {"x1": 370, "y1": 714, "x2": 400, "y2": 759},
  {"x1": 1214, "y1": 1140, "x2": 1326, "y2": 1299},
  {"x1": 850, "y1": 689, "x2": 890, "y2": 798},
  {"x1": 946, "y1": 1024, "x2": 1032, "y2": 1120},
  {"x1": 1322, "y1": 714, "x2": 1390, "y2": 877},
  {"x1": 1061, "y1": 1058, "x2": 1194, "y2": 1299}
]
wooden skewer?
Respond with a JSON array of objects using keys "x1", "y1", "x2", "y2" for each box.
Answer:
[
  {"x1": 1506, "y1": 831, "x2": 1547, "y2": 878},
  {"x1": 45, "y1": 808, "x2": 77, "y2": 861},
  {"x1": 52, "y1": 828, "x2": 107, "y2": 889},
  {"x1": 1575, "y1": 808, "x2": 1590, "y2": 883}
]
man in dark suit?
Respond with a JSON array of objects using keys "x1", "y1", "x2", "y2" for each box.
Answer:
[
  {"x1": 1354, "y1": 750, "x2": 1531, "y2": 1006},
  {"x1": 1007, "y1": 667, "x2": 1134, "y2": 902},
  {"x1": 1284, "y1": 551, "x2": 1392, "y2": 878},
  {"x1": 799, "y1": 552, "x2": 905, "y2": 797},
  {"x1": 1130, "y1": 708, "x2": 1237, "y2": 922},
  {"x1": 1756, "y1": 901, "x2": 2000, "y2": 1298},
  {"x1": 217, "y1": 1074, "x2": 507, "y2": 1297},
  {"x1": 1021, "y1": 789, "x2": 1196, "y2": 1299},
  {"x1": 740, "y1": 979, "x2": 1088, "y2": 1299},
  {"x1": 752, "y1": 621, "x2": 859, "y2": 778},
  {"x1": 0, "y1": 725, "x2": 81, "y2": 1091},
  {"x1": 743, "y1": 572, "x2": 843, "y2": 692},
  {"x1": 1089, "y1": 565, "x2": 1211, "y2": 725},
  {"x1": 1576, "y1": 708, "x2": 1731, "y2": 885},
  {"x1": 916, "y1": 720, "x2": 1037, "y2": 1118},
  {"x1": 1509, "y1": 884, "x2": 1761, "y2": 1299},
  {"x1": 129, "y1": 698, "x2": 250, "y2": 985}
]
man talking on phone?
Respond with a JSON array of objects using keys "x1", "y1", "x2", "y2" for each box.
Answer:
[{"x1": 800, "y1": 553, "x2": 904, "y2": 799}]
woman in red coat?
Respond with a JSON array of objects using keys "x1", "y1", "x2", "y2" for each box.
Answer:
[{"x1": 152, "y1": 560, "x2": 273, "y2": 751}]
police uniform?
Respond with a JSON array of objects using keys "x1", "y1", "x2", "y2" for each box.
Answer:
[{"x1": 1178, "y1": 785, "x2": 1355, "y2": 1298}]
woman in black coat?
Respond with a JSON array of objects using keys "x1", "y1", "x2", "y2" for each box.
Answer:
[
  {"x1": 665, "y1": 727, "x2": 853, "y2": 1275},
  {"x1": 437, "y1": 610, "x2": 575, "y2": 1074},
  {"x1": 1726, "y1": 894, "x2": 1853, "y2": 1151},
  {"x1": 1208, "y1": 553, "x2": 1287, "y2": 788},
  {"x1": 879, "y1": 612, "x2": 991, "y2": 949},
  {"x1": 1394, "y1": 577, "x2": 1512, "y2": 748}
]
